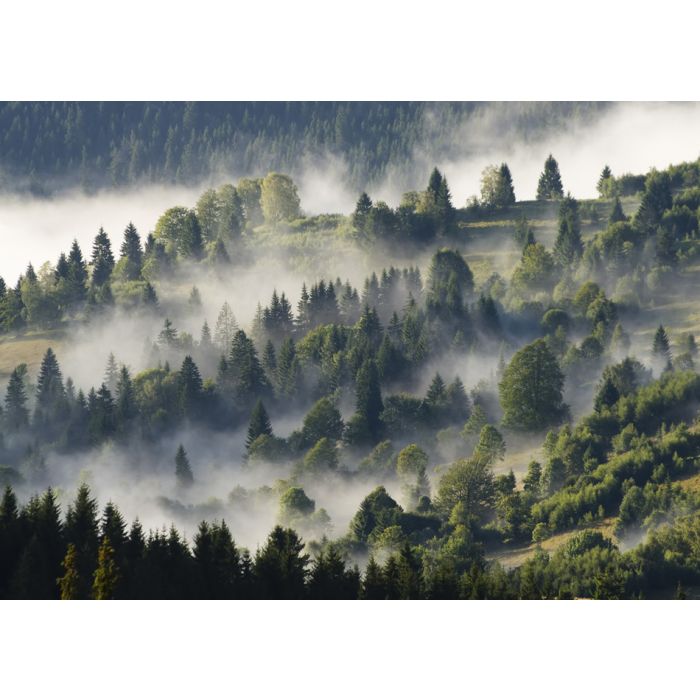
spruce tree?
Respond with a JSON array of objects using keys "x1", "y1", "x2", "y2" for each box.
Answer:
[
  {"x1": 246, "y1": 399, "x2": 273, "y2": 450},
  {"x1": 4, "y1": 365, "x2": 29, "y2": 430},
  {"x1": 352, "y1": 192, "x2": 373, "y2": 231},
  {"x1": 120, "y1": 222, "x2": 143, "y2": 280},
  {"x1": 553, "y1": 194, "x2": 583, "y2": 266},
  {"x1": 92, "y1": 537, "x2": 120, "y2": 599},
  {"x1": 178, "y1": 355, "x2": 203, "y2": 419},
  {"x1": 175, "y1": 445, "x2": 194, "y2": 488},
  {"x1": 609, "y1": 196, "x2": 626, "y2": 224},
  {"x1": 90, "y1": 227, "x2": 115, "y2": 286},
  {"x1": 57, "y1": 543, "x2": 80, "y2": 600},
  {"x1": 652, "y1": 325, "x2": 672, "y2": 369},
  {"x1": 536, "y1": 154, "x2": 564, "y2": 200}
]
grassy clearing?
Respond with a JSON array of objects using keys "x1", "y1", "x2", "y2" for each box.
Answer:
[
  {"x1": 0, "y1": 329, "x2": 66, "y2": 381},
  {"x1": 487, "y1": 517, "x2": 618, "y2": 570}
]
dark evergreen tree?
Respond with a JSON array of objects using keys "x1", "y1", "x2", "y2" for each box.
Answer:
[
  {"x1": 119, "y1": 222, "x2": 143, "y2": 280},
  {"x1": 246, "y1": 399, "x2": 273, "y2": 450},
  {"x1": 536, "y1": 154, "x2": 564, "y2": 200},
  {"x1": 175, "y1": 444, "x2": 194, "y2": 488},
  {"x1": 90, "y1": 227, "x2": 115, "y2": 286}
]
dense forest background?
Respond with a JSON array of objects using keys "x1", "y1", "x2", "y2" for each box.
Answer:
[{"x1": 0, "y1": 102, "x2": 609, "y2": 195}]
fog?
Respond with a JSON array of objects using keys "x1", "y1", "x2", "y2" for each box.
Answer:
[
  {"x1": 3, "y1": 101, "x2": 700, "y2": 552},
  {"x1": 3, "y1": 103, "x2": 699, "y2": 284}
]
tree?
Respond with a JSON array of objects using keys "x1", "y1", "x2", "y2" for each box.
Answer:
[
  {"x1": 57, "y1": 544, "x2": 80, "y2": 600},
  {"x1": 300, "y1": 397, "x2": 344, "y2": 448},
  {"x1": 246, "y1": 400, "x2": 273, "y2": 451},
  {"x1": 352, "y1": 192, "x2": 373, "y2": 231},
  {"x1": 536, "y1": 154, "x2": 564, "y2": 200},
  {"x1": 597, "y1": 165, "x2": 613, "y2": 198},
  {"x1": 553, "y1": 194, "x2": 583, "y2": 266},
  {"x1": 350, "y1": 359, "x2": 384, "y2": 443},
  {"x1": 103, "y1": 352, "x2": 119, "y2": 393},
  {"x1": 499, "y1": 339, "x2": 567, "y2": 431},
  {"x1": 214, "y1": 302, "x2": 238, "y2": 351},
  {"x1": 609, "y1": 196, "x2": 626, "y2": 224},
  {"x1": 474, "y1": 425, "x2": 506, "y2": 465},
  {"x1": 92, "y1": 537, "x2": 120, "y2": 599},
  {"x1": 64, "y1": 484, "x2": 100, "y2": 598},
  {"x1": 253, "y1": 526, "x2": 309, "y2": 599},
  {"x1": 480, "y1": 163, "x2": 515, "y2": 207},
  {"x1": 396, "y1": 444, "x2": 430, "y2": 509},
  {"x1": 4, "y1": 365, "x2": 29, "y2": 431},
  {"x1": 34, "y1": 347, "x2": 66, "y2": 433},
  {"x1": 652, "y1": 325, "x2": 672, "y2": 370},
  {"x1": 260, "y1": 173, "x2": 301, "y2": 224},
  {"x1": 178, "y1": 355, "x2": 203, "y2": 419},
  {"x1": 119, "y1": 222, "x2": 143, "y2": 280},
  {"x1": 175, "y1": 445, "x2": 194, "y2": 488},
  {"x1": 435, "y1": 457, "x2": 496, "y2": 522},
  {"x1": 90, "y1": 228, "x2": 115, "y2": 286}
]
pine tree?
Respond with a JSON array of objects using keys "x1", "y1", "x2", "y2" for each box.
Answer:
[
  {"x1": 57, "y1": 543, "x2": 80, "y2": 600},
  {"x1": 178, "y1": 355, "x2": 203, "y2": 419},
  {"x1": 246, "y1": 399, "x2": 273, "y2": 450},
  {"x1": 553, "y1": 194, "x2": 583, "y2": 266},
  {"x1": 103, "y1": 352, "x2": 119, "y2": 393},
  {"x1": 92, "y1": 537, "x2": 120, "y2": 599},
  {"x1": 91, "y1": 227, "x2": 115, "y2": 286},
  {"x1": 652, "y1": 325, "x2": 672, "y2": 369},
  {"x1": 34, "y1": 347, "x2": 66, "y2": 432},
  {"x1": 64, "y1": 484, "x2": 100, "y2": 598},
  {"x1": 609, "y1": 196, "x2": 626, "y2": 224},
  {"x1": 354, "y1": 359, "x2": 384, "y2": 442},
  {"x1": 597, "y1": 165, "x2": 613, "y2": 197},
  {"x1": 4, "y1": 365, "x2": 29, "y2": 430},
  {"x1": 157, "y1": 318, "x2": 179, "y2": 348},
  {"x1": 536, "y1": 154, "x2": 564, "y2": 200},
  {"x1": 352, "y1": 192, "x2": 373, "y2": 231},
  {"x1": 495, "y1": 163, "x2": 516, "y2": 206},
  {"x1": 142, "y1": 281, "x2": 158, "y2": 307},
  {"x1": 200, "y1": 320, "x2": 213, "y2": 349},
  {"x1": 119, "y1": 222, "x2": 142, "y2": 280},
  {"x1": 67, "y1": 239, "x2": 88, "y2": 304},
  {"x1": 214, "y1": 302, "x2": 238, "y2": 351},
  {"x1": 175, "y1": 444, "x2": 194, "y2": 488},
  {"x1": 115, "y1": 365, "x2": 137, "y2": 427}
]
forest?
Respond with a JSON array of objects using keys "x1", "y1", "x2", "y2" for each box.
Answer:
[
  {"x1": 0, "y1": 101, "x2": 608, "y2": 195},
  {"x1": 3, "y1": 126, "x2": 700, "y2": 599}
]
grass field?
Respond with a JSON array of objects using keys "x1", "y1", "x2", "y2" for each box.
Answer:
[
  {"x1": 0, "y1": 329, "x2": 66, "y2": 382},
  {"x1": 487, "y1": 517, "x2": 619, "y2": 569}
]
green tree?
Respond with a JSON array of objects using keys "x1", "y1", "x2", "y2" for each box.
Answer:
[
  {"x1": 536, "y1": 154, "x2": 564, "y2": 200},
  {"x1": 119, "y1": 222, "x2": 143, "y2": 280},
  {"x1": 4, "y1": 365, "x2": 29, "y2": 431},
  {"x1": 553, "y1": 194, "x2": 583, "y2": 266},
  {"x1": 260, "y1": 173, "x2": 301, "y2": 224},
  {"x1": 57, "y1": 544, "x2": 80, "y2": 600},
  {"x1": 253, "y1": 526, "x2": 309, "y2": 599},
  {"x1": 246, "y1": 399, "x2": 273, "y2": 450},
  {"x1": 499, "y1": 339, "x2": 567, "y2": 430},
  {"x1": 175, "y1": 445, "x2": 194, "y2": 488},
  {"x1": 92, "y1": 537, "x2": 120, "y2": 600},
  {"x1": 90, "y1": 228, "x2": 115, "y2": 286}
]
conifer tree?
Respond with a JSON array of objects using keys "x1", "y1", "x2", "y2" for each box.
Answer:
[
  {"x1": 553, "y1": 194, "x2": 583, "y2": 266},
  {"x1": 178, "y1": 355, "x2": 203, "y2": 419},
  {"x1": 103, "y1": 352, "x2": 119, "y2": 393},
  {"x1": 90, "y1": 227, "x2": 115, "y2": 286},
  {"x1": 57, "y1": 543, "x2": 80, "y2": 600},
  {"x1": 652, "y1": 325, "x2": 672, "y2": 370},
  {"x1": 536, "y1": 154, "x2": 564, "y2": 200},
  {"x1": 175, "y1": 445, "x2": 194, "y2": 488},
  {"x1": 609, "y1": 196, "x2": 626, "y2": 224},
  {"x1": 352, "y1": 192, "x2": 373, "y2": 231},
  {"x1": 246, "y1": 399, "x2": 273, "y2": 450},
  {"x1": 119, "y1": 222, "x2": 142, "y2": 280},
  {"x1": 214, "y1": 301, "x2": 238, "y2": 351},
  {"x1": 92, "y1": 537, "x2": 120, "y2": 600},
  {"x1": 4, "y1": 365, "x2": 29, "y2": 430}
]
